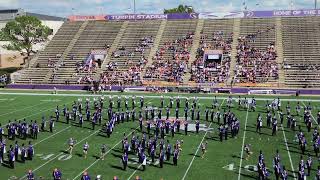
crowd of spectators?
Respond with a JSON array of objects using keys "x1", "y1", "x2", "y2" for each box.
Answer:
[
  {"x1": 144, "y1": 32, "x2": 194, "y2": 83},
  {"x1": 0, "y1": 74, "x2": 7, "y2": 83},
  {"x1": 190, "y1": 31, "x2": 233, "y2": 83},
  {"x1": 234, "y1": 27, "x2": 278, "y2": 83},
  {"x1": 77, "y1": 75, "x2": 94, "y2": 84},
  {"x1": 98, "y1": 36, "x2": 153, "y2": 86},
  {"x1": 99, "y1": 65, "x2": 142, "y2": 86}
]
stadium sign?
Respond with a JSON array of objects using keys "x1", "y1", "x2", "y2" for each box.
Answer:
[
  {"x1": 197, "y1": 9, "x2": 320, "y2": 19},
  {"x1": 105, "y1": 13, "x2": 199, "y2": 21},
  {"x1": 106, "y1": 14, "x2": 167, "y2": 20},
  {"x1": 244, "y1": 9, "x2": 320, "y2": 18},
  {"x1": 68, "y1": 9, "x2": 320, "y2": 21},
  {"x1": 68, "y1": 15, "x2": 106, "y2": 21},
  {"x1": 68, "y1": 13, "x2": 198, "y2": 21}
]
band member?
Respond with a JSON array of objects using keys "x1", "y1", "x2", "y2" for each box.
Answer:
[
  {"x1": 68, "y1": 138, "x2": 75, "y2": 154},
  {"x1": 201, "y1": 141, "x2": 208, "y2": 159},
  {"x1": 83, "y1": 142, "x2": 89, "y2": 159}
]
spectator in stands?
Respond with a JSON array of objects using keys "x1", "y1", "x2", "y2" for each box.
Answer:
[
  {"x1": 144, "y1": 33, "x2": 194, "y2": 83},
  {"x1": 234, "y1": 27, "x2": 278, "y2": 83},
  {"x1": 190, "y1": 31, "x2": 233, "y2": 84}
]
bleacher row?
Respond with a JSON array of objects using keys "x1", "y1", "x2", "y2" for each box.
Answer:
[{"x1": 15, "y1": 16, "x2": 320, "y2": 88}]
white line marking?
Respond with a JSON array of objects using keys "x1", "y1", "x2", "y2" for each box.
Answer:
[
  {"x1": 40, "y1": 99, "x2": 61, "y2": 102},
  {"x1": 34, "y1": 126, "x2": 71, "y2": 146},
  {"x1": 281, "y1": 126, "x2": 297, "y2": 179},
  {"x1": 276, "y1": 112, "x2": 297, "y2": 179},
  {"x1": 181, "y1": 122, "x2": 212, "y2": 180},
  {"x1": 127, "y1": 132, "x2": 162, "y2": 180},
  {"x1": 181, "y1": 99, "x2": 225, "y2": 180},
  {"x1": 0, "y1": 101, "x2": 49, "y2": 117},
  {"x1": 1, "y1": 92, "x2": 320, "y2": 102},
  {"x1": 237, "y1": 105, "x2": 249, "y2": 180},
  {"x1": 302, "y1": 102, "x2": 318, "y2": 125},
  {"x1": 72, "y1": 127, "x2": 138, "y2": 180},
  {"x1": 72, "y1": 99, "x2": 154, "y2": 180},
  {"x1": 19, "y1": 129, "x2": 100, "y2": 179}
]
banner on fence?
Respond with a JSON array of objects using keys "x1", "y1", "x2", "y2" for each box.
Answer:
[
  {"x1": 69, "y1": 9, "x2": 320, "y2": 21},
  {"x1": 244, "y1": 9, "x2": 320, "y2": 18},
  {"x1": 199, "y1": 9, "x2": 320, "y2": 19},
  {"x1": 105, "y1": 14, "x2": 167, "y2": 20},
  {"x1": 68, "y1": 15, "x2": 106, "y2": 21}
]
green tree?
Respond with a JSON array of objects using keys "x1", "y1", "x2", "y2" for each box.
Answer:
[
  {"x1": 164, "y1": 5, "x2": 194, "y2": 14},
  {"x1": 0, "y1": 16, "x2": 51, "y2": 64}
]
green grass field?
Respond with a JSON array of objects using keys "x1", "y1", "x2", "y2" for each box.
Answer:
[{"x1": 0, "y1": 90, "x2": 320, "y2": 180}]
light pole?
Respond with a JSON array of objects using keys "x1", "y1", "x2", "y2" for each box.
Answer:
[
  {"x1": 315, "y1": 0, "x2": 317, "y2": 9},
  {"x1": 133, "y1": 0, "x2": 136, "y2": 14},
  {"x1": 242, "y1": 0, "x2": 247, "y2": 11},
  {"x1": 290, "y1": 0, "x2": 294, "y2": 10}
]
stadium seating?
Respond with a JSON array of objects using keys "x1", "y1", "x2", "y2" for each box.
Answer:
[
  {"x1": 99, "y1": 20, "x2": 161, "y2": 86},
  {"x1": 48, "y1": 21, "x2": 123, "y2": 84},
  {"x1": 143, "y1": 20, "x2": 197, "y2": 83},
  {"x1": 234, "y1": 18, "x2": 279, "y2": 84},
  {"x1": 14, "y1": 17, "x2": 320, "y2": 88},
  {"x1": 190, "y1": 19, "x2": 234, "y2": 84},
  {"x1": 16, "y1": 21, "x2": 83, "y2": 84},
  {"x1": 281, "y1": 16, "x2": 320, "y2": 88}
]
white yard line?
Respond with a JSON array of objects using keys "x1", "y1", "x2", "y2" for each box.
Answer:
[
  {"x1": 281, "y1": 126, "x2": 297, "y2": 180},
  {"x1": 0, "y1": 101, "x2": 49, "y2": 117},
  {"x1": 1, "y1": 91, "x2": 320, "y2": 102},
  {"x1": 33, "y1": 126, "x2": 72, "y2": 146},
  {"x1": 19, "y1": 129, "x2": 100, "y2": 180},
  {"x1": 181, "y1": 122, "x2": 212, "y2": 180},
  {"x1": 301, "y1": 101, "x2": 318, "y2": 125},
  {"x1": 277, "y1": 113, "x2": 297, "y2": 179},
  {"x1": 127, "y1": 164, "x2": 142, "y2": 180},
  {"x1": 237, "y1": 105, "x2": 249, "y2": 180},
  {"x1": 181, "y1": 99, "x2": 225, "y2": 180},
  {"x1": 0, "y1": 99, "x2": 73, "y2": 129},
  {"x1": 72, "y1": 99, "x2": 154, "y2": 180},
  {"x1": 72, "y1": 128, "x2": 138, "y2": 180},
  {"x1": 127, "y1": 138, "x2": 162, "y2": 180}
]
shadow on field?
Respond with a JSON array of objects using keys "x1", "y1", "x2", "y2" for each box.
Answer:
[
  {"x1": 110, "y1": 165, "x2": 125, "y2": 171},
  {"x1": 111, "y1": 152, "x2": 122, "y2": 159},
  {"x1": 93, "y1": 155, "x2": 100, "y2": 159},
  {"x1": 238, "y1": 172, "x2": 256, "y2": 179},
  {"x1": 205, "y1": 136, "x2": 220, "y2": 141},
  {"x1": 97, "y1": 133, "x2": 107, "y2": 138},
  {"x1": 245, "y1": 128, "x2": 274, "y2": 137},
  {"x1": 1, "y1": 161, "x2": 13, "y2": 169},
  {"x1": 232, "y1": 154, "x2": 241, "y2": 159},
  {"x1": 164, "y1": 161, "x2": 172, "y2": 165},
  {"x1": 128, "y1": 165, "x2": 143, "y2": 171},
  {"x1": 188, "y1": 153, "x2": 200, "y2": 158},
  {"x1": 60, "y1": 150, "x2": 68, "y2": 154},
  {"x1": 112, "y1": 148, "x2": 123, "y2": 154}
]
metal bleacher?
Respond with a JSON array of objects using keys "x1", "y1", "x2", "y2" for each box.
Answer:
[{"x1": 281, "y1": 16, "x2": 320, "y2": 88}]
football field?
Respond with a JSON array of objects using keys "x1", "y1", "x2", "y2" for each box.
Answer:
[{"x1": 0, "y1": 90, "x2": 319, "y2": 180}]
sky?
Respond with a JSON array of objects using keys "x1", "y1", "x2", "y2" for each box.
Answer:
[{"x1": 0, "y1": 0, "x2": 317, "y2": 17}]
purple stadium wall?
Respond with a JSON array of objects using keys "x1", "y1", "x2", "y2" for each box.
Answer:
[{"x1": 7, "y1": 84, "x2": 320, "y2": 95}]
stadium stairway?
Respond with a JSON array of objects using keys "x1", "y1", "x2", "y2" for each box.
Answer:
[
  {"x1": 142, "y1": 20, "x2": 167, "y2": 77},
  {"x1": 15, "y1": 22, "x2": 84, "y2": 84},
  {"x1": 44, "y1": 21, "x2": 89, "y2": 83},
  {"x1": 57, "y1": 21, "x2": 89, "y2": 66},
  {"x1": 101, "y1": 21, "x2": 128, "y2": 71},
  {"x1": 275, "y1": 17, "x2": 285, "y2": 85},
  {"x1": 27, "y1": 55, "x2": 39, "y2": 68},
  {"x1": 227, "y1": 18, "x2": 241, "y2": 86},
  {"x1": 188, "y1": 19, "x2": 204, "y2": 67},
  {"x1": 183, "y1": 19, "x2": 204, "y2": 84}
]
